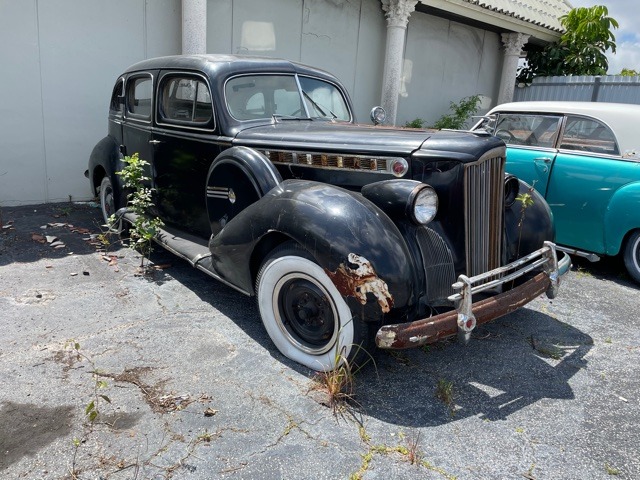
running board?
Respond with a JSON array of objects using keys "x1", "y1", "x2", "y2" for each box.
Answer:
[
  {"x1": 555, "y1": 245, "x2": 599, "y2": 262},
  {"x1": 120, "y1": 210, "x2": 251, "y2": 296}
]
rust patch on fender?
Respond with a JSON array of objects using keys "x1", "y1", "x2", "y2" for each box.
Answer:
[{"x1": 326, "y1": 253, "x2": 394, "y2": 313}]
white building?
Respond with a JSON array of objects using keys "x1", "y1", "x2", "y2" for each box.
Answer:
[{"x1": 0, "y1": 0, "x2": 570, "y2": 206}]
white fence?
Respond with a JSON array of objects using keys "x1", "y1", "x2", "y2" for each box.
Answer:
[{"x1": 513, "y1": 75, "x2": 640, "y2": 105}]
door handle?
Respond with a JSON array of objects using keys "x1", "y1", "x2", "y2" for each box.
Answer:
[
  {"x1": 149, "y1": 140, "x2": 162, "y2": 145},
  {"x1": 534, "y1": 157, "x2": 552, "y2": 163}
]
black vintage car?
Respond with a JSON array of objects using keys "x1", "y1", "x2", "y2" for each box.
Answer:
[{"x1": 88, "y1": 54, "x2": 570, "y2": 371}]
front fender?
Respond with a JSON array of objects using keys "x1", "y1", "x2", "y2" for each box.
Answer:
[
  {"x1": 504, "y1": 180, "x2": 555, "y2": 262},
  {"x1": 209, "y1": 179, "x2": 417, "y2": 322},
  {"x1": 604, "y1": 182, "x2": 640, "y2": 256}
]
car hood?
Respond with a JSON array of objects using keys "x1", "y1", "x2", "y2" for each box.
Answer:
[{"x1": 232, "y1": 121, "x2": 496, "y2": 158}]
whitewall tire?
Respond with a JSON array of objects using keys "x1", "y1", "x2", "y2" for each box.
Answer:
[
  {"x1": 624, "y1": 231, "x2": 640, "y2": 284},
  {"x1": 256, "y1": 245, "x2": 357, "y2": 371}
]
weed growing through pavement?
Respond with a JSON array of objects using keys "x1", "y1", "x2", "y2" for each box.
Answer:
[
  {"x1": 112, "y1": 153, "x2": 164, "y2": 269},
  {"x1": 311, "y1": 341, "x2": 375, "y2": 416},
  {"x1": 312, "y1": 345, "x2": 356, "y2": 414},
  {"x1": 435, "y1": 378, "x2": 455, "y2": 415},
  {"x1": 605, "y1": 463, "x2": 621, "y2": 475},
  {"x1": 350, "y1": 426, "x2": 456, "y2": 480}
]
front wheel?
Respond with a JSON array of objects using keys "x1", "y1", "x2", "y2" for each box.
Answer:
[
  {"x1": 623, "y1": 231, "x2": 640, "y2": 284},
  {"x1": 256, "y1": 244, "x2": 367, "y2": 371}
]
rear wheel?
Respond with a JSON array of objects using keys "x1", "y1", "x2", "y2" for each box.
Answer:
[
  {"x1": 623, "y1": 231, "x2": 640, "y2": 284},
  {"x1": 99, "y1": 176, "x2": 126, "y2": 233},
  {"x1": 256, "y1": 243, "x2": 367, "y2": 371}
]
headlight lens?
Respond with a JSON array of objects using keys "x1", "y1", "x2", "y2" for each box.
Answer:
[{"x1": 411, "y1": 186, "x2": 438, "y2": 224}]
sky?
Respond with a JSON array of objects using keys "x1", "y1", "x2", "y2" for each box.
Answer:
[{"x1": 568, "y1": 0, "x2": 640, "y2": 74}]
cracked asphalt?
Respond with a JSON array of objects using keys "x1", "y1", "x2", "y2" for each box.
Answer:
[{"x1": 1, "y1": 203, "x2": 639, "y2": 479}]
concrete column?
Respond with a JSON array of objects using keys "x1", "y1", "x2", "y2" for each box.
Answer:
[
  {"x1": 380, "y1": 0, "x2": 417, "y2": 125},
  {"x1": 497, "y1": 32, "x2": 529, "y2": 105},
  {"x1": 182, "y1": 0, "x2": 207, "y2": 55}
]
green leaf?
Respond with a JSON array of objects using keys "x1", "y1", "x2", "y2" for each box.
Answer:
[
  {"x1": 99, "y1": 395, "x2": 112, "y2": 404},
  {"x1": 85, "y1": 401, "x2": 95, "y2": 414},
  {"x1": 97, "y1": 380, "x2": 108, "y2": 389},
  {"x1": 88, "y1": 410, "x2": 98, "y2": 422}
]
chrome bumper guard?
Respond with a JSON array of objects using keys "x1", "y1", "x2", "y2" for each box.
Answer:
[{"x1": 376, "y1": 242, "x2": 571, "y2": 350}]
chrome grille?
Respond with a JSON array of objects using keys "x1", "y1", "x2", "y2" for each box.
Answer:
[
  {"x1": 464, "y1": 149, "x2": 506, "y2": 277},
  {"x1": 416, "y1": 227, "x2": 456, "y2": 304}
]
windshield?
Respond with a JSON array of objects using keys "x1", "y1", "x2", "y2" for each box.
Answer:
[{"x1": 225, "y1": 74, "x2": 351, "y2": 121}]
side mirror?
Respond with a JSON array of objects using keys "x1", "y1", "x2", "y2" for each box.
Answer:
[{"x1": 370, "y1": 106, "x2": 386, "y2": 126}]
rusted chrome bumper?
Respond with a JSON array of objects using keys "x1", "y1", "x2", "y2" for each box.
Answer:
[{"x1": 376, "y1": 241, "x2": 570, "y2": 350}]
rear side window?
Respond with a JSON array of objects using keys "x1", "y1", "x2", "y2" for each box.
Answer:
[
  {"x1": 159, "y1": 75, "x2": 213, "y2": 126},
  {"x1": 109, "y1": 79, "x2": 124, "y2": 114},
  {"x1": 560, "y1": 116, "x2": 619, "y2": 155},
  {"x1": 126, "y1": 75, "x2": 153, "y2": 119}
]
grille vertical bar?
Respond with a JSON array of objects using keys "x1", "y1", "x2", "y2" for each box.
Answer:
[{"x1": 464, "y1": 150, "x2": 506, "y2": 277}]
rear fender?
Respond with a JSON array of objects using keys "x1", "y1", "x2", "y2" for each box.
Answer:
[
  {"x1": 88, "y1": 135, "x2": 125, "y2": 205},
  {"x1": 604, "y1": 182, "x2": 640, "y2": 256},
  {"x1": 209, "y1": 179, "x2": 417, "y2": 323}
]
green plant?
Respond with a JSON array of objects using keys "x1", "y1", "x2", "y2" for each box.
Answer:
[
  {"x1": 65, "y1": 340, "x2": 112, "y2": 423},
  {"x1": 619, "y1": 68, "x2": 639, "y2": 76},
  {"x1": 404, "y1": 118, "x2": 425, "y2": 129},
  {"x1": 435, "y1": 379, "x2": 454, "y2": 410},
  {"x1": 605, "y1": 463, "x2": 621, "y2": 475},
  {"x1": 518, "y1": 6, "x2": 619, "y2": 83},
  {"x1": 312, "y1": 345, "x2": 356, "y2": 414},
  {"x1": 113, "y1": 153, "x2": 164, "y2": 267},
  {"x1": 515, "y1": 184, "x2": 535, "y2": 260},
  {"x1": 431, "y1": 95, "x2": 481, "y2": 130}
]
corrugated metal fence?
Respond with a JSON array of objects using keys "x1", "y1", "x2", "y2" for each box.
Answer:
[{"x1": 513, "y1": 75, "x2": 640, "y2": 104}]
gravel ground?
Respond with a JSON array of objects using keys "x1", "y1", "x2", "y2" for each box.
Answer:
[{"x1": 0, "y1": 202, "x2": 638, "y2": 480}]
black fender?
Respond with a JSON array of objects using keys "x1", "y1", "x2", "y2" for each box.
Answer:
[
  {"x1": 504, "y1": 179, "x2": 556, "y2": 262},
  {"x1": 206, "y1": 146, "x2": 283, "y2": 236},
  {"x1": 209, "y1": 179, "x2": 417, "y2": 324},
  {"x1": 88, "y1": 135, "x2": 126, "y2": 207}
]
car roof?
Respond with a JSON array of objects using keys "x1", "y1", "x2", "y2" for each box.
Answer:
[
  {"x1": 123, "y1": 54, "x2": 338, "y2": 81},
  {"x1": 486, "y1": 101, "x2": 640, "y2": 155}
]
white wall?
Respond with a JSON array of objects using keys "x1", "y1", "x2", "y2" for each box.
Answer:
[
  {"x1": 0, "y1": 0, "x2": 181, "y2": 206},
  {"x1": 0, "y1": 0, "x2": 503, "y2": 206},
  {"x1": 206, "y1": 0, "x2": 501, "y2": 126},
  {"x1": 399, "y1": 13, "x2": 501, "y2": 127}
]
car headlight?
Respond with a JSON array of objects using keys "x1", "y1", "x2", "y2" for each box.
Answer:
[
  {"x1": 504, "y1": 175, "x2": 519, "y2": 208},
  {"x1": 411, "y1": 185, "x2": 438, "y2": 224}
]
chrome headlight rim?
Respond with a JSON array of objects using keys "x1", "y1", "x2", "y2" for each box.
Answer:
[
  {"x1": 504, "y1": 174, "x2": 520, "y2": 208},
  {"x1": 408, "y1": 184, "x2": 438, "y2": 225}
]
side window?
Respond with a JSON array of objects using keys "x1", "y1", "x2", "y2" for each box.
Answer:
[
  {"x1": 494, "y1": 114, "x2": 561, "y2": 148},
  {"x1": 560, "y1": 116, "x2": 619, "y2": 155},
  {"x1": 109, "y1": 79, "x2": 124, "y2": 115},
  {"x1": 159, "y1": 75, "x2": 213, "y2": 126},
  {"x1": 127, "y1": 76, "x2": 153, "y2": 119}
]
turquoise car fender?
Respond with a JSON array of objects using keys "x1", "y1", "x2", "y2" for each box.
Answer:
[{"x1": 604, "y1": 181, "x2": 640, "y2": 256}]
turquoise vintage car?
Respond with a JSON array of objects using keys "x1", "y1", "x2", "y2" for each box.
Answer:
[{"x1": 473, "y1": 101, "x2": 640, "y2": 283}]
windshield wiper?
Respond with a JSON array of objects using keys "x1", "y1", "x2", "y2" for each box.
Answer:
[{"x1": 301, "y1": 91, "x2": 337, "y2": 119}]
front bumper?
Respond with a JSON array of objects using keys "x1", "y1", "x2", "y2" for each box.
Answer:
[{"x1": 375, "y1": 241, "x2": 571, "y2": 350}]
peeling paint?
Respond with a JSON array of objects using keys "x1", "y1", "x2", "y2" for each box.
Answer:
[
  {"x1": 376, "y1": 330, "x2": 397, "y2": 349},
  {"x1": 326, "y1": 253, "x2": 394, "y2": 313}
]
